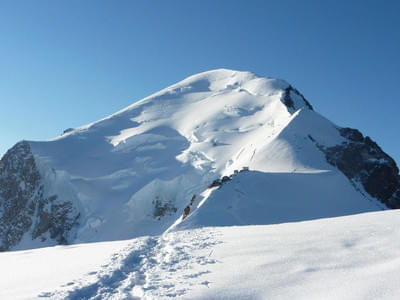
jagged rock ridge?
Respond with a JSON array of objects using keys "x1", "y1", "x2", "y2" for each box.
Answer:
[
  {"x1": 316, "y1": 128, "x2": 400, "y2": 208},
  {"x1": 283, "y1": 85, "x2": 314, "y2": 112},
  {"x1": 0, "y1": 141, "x2": 80, "y2": 251}
]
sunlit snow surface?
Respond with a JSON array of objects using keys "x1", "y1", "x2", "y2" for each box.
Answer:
[
  {"x1": 4, "y1": 69, "x2": 397, "y2": 298},
  {"x1": 2, "y1": 210, "x2": 400, "y2": 299},
  {"x1": 23, "y1": 69, "x2": 383, "y2": 247}
]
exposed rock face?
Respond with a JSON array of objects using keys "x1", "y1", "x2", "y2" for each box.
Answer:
[
  {"x1": 0, "y1": 141, "x2": 80, "y2": 251},
  {"x1": 282, "y1": 85, "x2": 314, "y2": 112},
  {"x1": 319, "y1": 128, "x2": 400, "y2": 208},
  {"x1": 152, "y1": 196, "x2": 177, "y2": 220}
]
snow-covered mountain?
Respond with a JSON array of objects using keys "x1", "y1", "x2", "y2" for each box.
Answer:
[{"x1": 1, "y1": 69, "x2": 399, "y2": 251}]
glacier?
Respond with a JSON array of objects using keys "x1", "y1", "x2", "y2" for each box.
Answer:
[
  {"x1": 0, "y1": 69, "x2": 399, "y2": 252},
  {"x1": 1, "y1": 69, "x2": 400, "y2": 299}
]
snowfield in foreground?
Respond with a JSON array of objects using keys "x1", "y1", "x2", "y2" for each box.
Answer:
[{"x1": 2, "y1": 210, "x2": 400, "y2": 300}]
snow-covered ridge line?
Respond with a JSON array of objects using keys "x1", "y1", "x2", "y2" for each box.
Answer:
[{"x1": 54, "y1": 69, "x2": 298, "y2": 138}]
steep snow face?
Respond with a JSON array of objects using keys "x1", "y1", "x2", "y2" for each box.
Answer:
[{"x1": 1, "y1": 69, "x2": 397, "y2": 250}]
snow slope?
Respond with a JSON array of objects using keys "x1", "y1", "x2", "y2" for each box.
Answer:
[
  {"x1": 1, "y1": 68, "x2": 395, "y2": 250},
  {"x1": 2, "y1": 210, "x2": 400, "y2": 299},
  {"x1": 175, "y1": 169, "x2": 383, "y2": 230},
  {"x1": 0, "y1": 239, "x2": 132, "y2": 300},
  {"x1": 2, "y1": 69, "x2": 400, "y2": 299}
]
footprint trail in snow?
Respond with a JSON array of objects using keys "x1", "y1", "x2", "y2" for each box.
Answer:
[{"x1": 40, "y1": 228, "x2": 221, "y2": 299}]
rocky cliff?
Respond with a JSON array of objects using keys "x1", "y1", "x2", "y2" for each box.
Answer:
[
  {"x1": 312, "y1": 128, "x2": 400, "y2": 208},
  {"x1": 0, "y1": 141, "x2": 80, "y2": 251}
]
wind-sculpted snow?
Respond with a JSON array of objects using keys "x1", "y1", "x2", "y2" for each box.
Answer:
[{"x1": 1, "y1": 68, "x2": 398, "y2": 251}]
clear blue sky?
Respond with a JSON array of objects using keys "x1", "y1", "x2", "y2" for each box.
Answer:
[{"x1": 1, "y1": 0, "x2": 399, "y2": 163}]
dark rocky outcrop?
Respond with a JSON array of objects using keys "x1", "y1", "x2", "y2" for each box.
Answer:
[
  {"x1": 62, "y1": 128, "x2": 74, "y2": 135},
  {"x1": 208, "y1": 168, "x2": 250, "y2": 189},
  {"x1": 316, "y1": 128, "x2": 400, "y2": 208},
  {"x1": 0, "y1": 141, "x2": 80, "y2": 251},
  {"x1": 283, "y1": 86, "x2": 314, "y2": 112},
  {"x1": 31, "y1": 193, "x2": 80, "y2": 244},
  {"x1": 152, "y1": 196, "x2": 177, "y2": 220}
]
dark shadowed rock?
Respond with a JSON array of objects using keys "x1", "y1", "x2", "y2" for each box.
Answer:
[
  {"x1": 208, "y1": 179, "x2": 222, "y2": 188},
  {"x1": 0, "y1": 141, "x2": 80, "y2": 251},
  {"x1": 62, "y1": 128, "x2": 74, "y2": 135},
  {"x1": 283, "y1": 87, "x2": 295, "y2": 110},
  {"x1": 152, "y1": 196, "x2": 177, "y2": 220},
  {"x1": 339, "y1": 128, "x2": 364, "y2": 142},
  {"x1": 282, "y1": 86, "x2": 314, "y2": 112},
  {"x1": 318, "y1": 128, "x2": 400, "y2": 208},
  {"x1": 221, "y1": 176, "x2": 231, "y2": 183}
]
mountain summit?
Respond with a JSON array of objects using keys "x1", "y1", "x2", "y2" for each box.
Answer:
[{"x1": 1, "y1": 69, "x2": 399, "y2": 251}]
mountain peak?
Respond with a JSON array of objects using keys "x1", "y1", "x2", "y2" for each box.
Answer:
[
  {"x1": 0, "y1": 70, "x2": 398, "y2": 251},
  {"x1": 118, "y1": 69, "x2": 309, "y2": 119}
]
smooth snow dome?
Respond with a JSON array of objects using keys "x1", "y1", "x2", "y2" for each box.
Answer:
[
  {"x1": 2, "y1": 210, "x2": 400, "y2": 299},
  {"x1": 22, "y1": 69, "x2": 385, "y2": 249}
]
